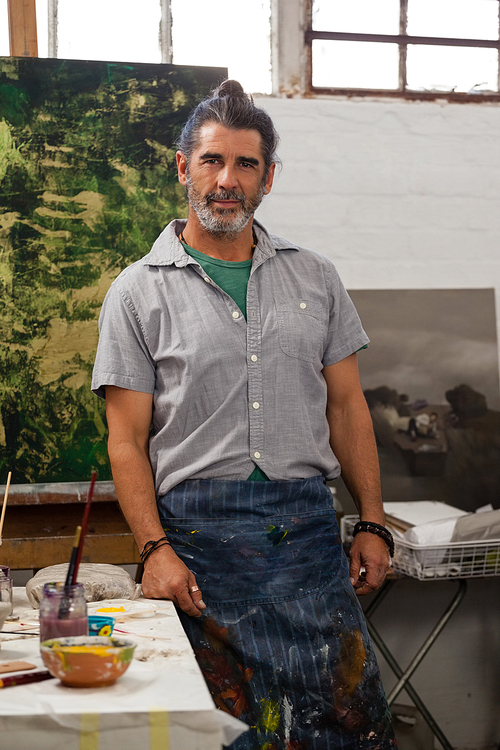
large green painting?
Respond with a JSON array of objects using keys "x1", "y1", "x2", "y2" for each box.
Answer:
[{"x1": 0, "y1": 57, "x2": 225, "y2": 483}]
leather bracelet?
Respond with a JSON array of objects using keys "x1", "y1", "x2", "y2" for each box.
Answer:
[
  {"x1": 141, "y1": 541, "x2": 171, "y2": 564},
  {"x1": 140, "y1": 536, "x2": 171, "y2": 563},
  {"x1": 353, "y1": 521, "x2": 394, "y2": 557}
]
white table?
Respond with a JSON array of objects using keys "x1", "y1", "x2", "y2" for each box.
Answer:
[{"x1": 0, "y1": 589, "x2": 247, "y2": 749}]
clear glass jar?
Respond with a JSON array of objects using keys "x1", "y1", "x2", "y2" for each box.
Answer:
[
  {"x1": 39, "y1": 582, "x2": 88, "y2": 642},
  {"x1": 0, "y1": 575, "x2": 13, "y2": 619}
]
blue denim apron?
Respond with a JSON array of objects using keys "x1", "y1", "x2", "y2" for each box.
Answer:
[{"x1": 158, "y1": 477, "x2": 395, "y2": 750}]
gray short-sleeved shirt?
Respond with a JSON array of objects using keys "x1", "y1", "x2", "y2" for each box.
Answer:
[{"x1": 91, "y1": 219, "x2": 369, "y2": 497}]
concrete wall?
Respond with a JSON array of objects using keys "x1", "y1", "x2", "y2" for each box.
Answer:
[{"x1": 255, "y1": 95, "x2": 500, "y2": 750}]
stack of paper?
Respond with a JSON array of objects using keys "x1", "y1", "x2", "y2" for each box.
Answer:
[{"x1": 384, "y1": 501, "x2": 467, "y2": 546}]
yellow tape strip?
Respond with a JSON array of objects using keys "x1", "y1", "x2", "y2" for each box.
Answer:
[
  {"x1": 150, "y1": 709, "x2": 169, "y2": 750},
  {"x1": 80, "y1": 713, "x2": 100, "y2": 750}
]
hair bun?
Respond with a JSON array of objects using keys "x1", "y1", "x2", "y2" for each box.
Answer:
[{"x1": 214, "y1": 79, "x2": 246, "y2": 99}]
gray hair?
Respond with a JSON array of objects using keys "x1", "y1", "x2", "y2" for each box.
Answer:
[{"x1": 177, "y1": 79, "x2": 280, "y2": 176}]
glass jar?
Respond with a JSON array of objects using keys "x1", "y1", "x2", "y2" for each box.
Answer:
[
  {"x1": 39, "y1": 582, "x2": 88, "y2": 642},
  {"x1": 0, "y1": 575, "x2": 13, "y2": 619}
]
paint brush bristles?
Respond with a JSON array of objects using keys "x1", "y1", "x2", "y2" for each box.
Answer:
[{"x1": 0, "y1": 471, "x2": 12, "y2": 546}]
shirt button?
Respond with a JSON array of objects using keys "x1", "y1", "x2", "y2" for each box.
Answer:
[
  {"x1": 204, "y1": 277, "x2": 211, "y2": 283},
  {"x1": 232, "y1": 311, "x2": 240, "y2": 319},
  {"x1": 250, "y1": 354, "x2": 258, "y2": 362},
  {"x1": 252, "y1": 402, "x2": 260, "y2": 410},
  {"x1": 300, "y1": 302, "x2": 307, "y2": 309},
  {"x1": 254, "y1": 451, "x2": 261, "y2": 459}
]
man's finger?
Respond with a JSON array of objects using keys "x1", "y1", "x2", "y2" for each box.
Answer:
[
  {"x1": 189, "y1": 584, "x2": 206, "y2": 611},
  {"x1": 175, "y1": 587, "x2": 204, "y2": 617},
  {"x1": 349, "y1": 558, "x2": 361, "y2": 586}
]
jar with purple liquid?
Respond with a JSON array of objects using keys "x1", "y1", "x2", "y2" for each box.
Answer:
[{"x1": 39, "y1": 582, "x2": 88, "y2": 642}]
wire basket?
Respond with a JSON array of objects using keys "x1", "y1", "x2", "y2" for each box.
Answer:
[{"x1": 340, "y1": 515, "x2": 500, "y2": 581}]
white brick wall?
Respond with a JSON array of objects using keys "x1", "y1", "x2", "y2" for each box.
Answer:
[{"x1": 255, "y1": 96, "x2": 500, "y2": 324}]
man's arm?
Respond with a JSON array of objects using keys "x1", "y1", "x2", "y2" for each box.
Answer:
[
  {"x1": 323, "y1": 354, "x2": 391, "y2": 595},
  {"x1": 105, "y1": 385, "x2": 205, "y2": 617}
]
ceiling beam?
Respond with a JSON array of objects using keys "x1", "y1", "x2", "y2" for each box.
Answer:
[{"x1": 7, "y1": 0, "x2": 38, "y2": 57}]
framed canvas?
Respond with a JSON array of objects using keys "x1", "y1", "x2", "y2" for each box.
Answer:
[
  {"x1": 347, "y1": 288, "x2": 500, "y2": 513},
  {"x1": 0, "y1": 57, "x2": 226, "y2": 483}
]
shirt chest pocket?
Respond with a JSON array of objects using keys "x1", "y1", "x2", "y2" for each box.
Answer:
[{"x1": 275, "y1": 298, "x2": 327, "y2": 363}]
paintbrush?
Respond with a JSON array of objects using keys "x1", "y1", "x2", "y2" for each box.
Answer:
[
  {"x1": 0, "y1": 471, "x2": 12, "y2": 546},
  {"x1": 0, "y1": 670, "x2": 52, "y2": 689},
  {"x1": 58, "y1": 525, "x2": 82, "y2": 619},
  {"x1": 71, "y1": 470, "x2": 97, "y2": 584},
  {"x1": 65, "y1": 525, "x2": 82, "y2": 588}
]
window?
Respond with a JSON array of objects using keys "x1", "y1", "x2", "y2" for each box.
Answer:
[
  {"x1": 0, "y1": 0, "x2": 9, "y2": 56},
  {"x1": 1, "y1": 0, "x2": 272, "y2": 94},
  {"x1": 308, "y1": 0, "x2": 500, "y2": 99}
]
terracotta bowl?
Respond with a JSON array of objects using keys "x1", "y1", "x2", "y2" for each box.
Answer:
[{"x1": 40, "y1": 635, "x2": 136, "y2": 687}]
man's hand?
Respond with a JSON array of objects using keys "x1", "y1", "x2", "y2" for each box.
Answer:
[
  {"x1": 141, "y1": 544, "x2": 206, "y2": 617},
  {"x1": 348, "y1": 532, "x2": 391, "y2": 596}
]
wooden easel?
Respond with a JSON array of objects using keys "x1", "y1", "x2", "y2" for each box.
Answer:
[{"x1": 7, "y1": 0, "x2": 38, "y2": 57}]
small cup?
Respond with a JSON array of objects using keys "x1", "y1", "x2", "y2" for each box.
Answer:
[{"x1": 88, "y1": 615, "x2": 115, "y2": 636}]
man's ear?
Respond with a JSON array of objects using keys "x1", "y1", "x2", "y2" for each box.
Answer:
[
  {"x1": 176, "y1": 151, "x2": 187, "y2": 186},
  {"x1": 263, "y1": 162, "x2": 276, "y2": 195}
]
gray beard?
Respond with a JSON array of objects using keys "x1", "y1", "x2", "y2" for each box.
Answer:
[{"x1": 185, "y1": 172, "x2": 265, "y2": 241}]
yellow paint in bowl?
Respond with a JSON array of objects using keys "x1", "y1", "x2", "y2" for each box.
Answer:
[{"x1": 40, "y1": 636, "x2": 136, "y2": 687}]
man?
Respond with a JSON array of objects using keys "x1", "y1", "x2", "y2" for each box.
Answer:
[{"x1": 92, "y1": 80, "x2": 395, "y2": 749}]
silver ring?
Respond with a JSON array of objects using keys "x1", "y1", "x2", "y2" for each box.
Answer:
[{"x1": 190, "y1": 585, "x2": 200, "y2": 593}]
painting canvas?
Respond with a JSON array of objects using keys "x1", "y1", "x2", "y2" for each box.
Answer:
[
  {"x1": 0, "y1": 57, "x2": 225, "y2": 484},
  {"x1": 345, "y1": 289, "x2": 500, "y2": 513}
]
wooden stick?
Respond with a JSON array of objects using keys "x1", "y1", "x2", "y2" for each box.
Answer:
[
  {"x1": 0, "y1": 471, "x2": 12, "y2": 545},
  {"x1": 7, "y1": 0, "x2": 38, "y2": 57}
]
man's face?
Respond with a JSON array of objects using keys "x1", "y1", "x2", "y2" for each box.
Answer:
[{"x1": 177, "y1": 123, "x2": 275, "y2": 240}]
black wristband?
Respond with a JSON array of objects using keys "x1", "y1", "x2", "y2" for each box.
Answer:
[
  {"x1": 140, "y1": 536, "x2": 170, "y2": 563},
  {"x1": 352, "y1": 521, "x2": 394, "y2": 557}
]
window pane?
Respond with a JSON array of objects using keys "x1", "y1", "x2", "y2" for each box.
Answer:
[
  {"x1": 0, "y1": 0, "x2": 9, "y2": 55},
  {"x1": 172, "y1": 0, "x2": 271, "y2": 94},
  {"x1": 312, "y1": 40, "x2": 400, "y2": 89},
  {"x1": 408, "y1": 0, "x2": 499, "y2": 40},
  {"x1": 312, "y1": 0, "x2": 400, "y2": 35},
  {"x1": 35, "y1": 0, "x2": 48, "y2": 57},
  {"x1": 57, "y1": 0, "x2": 161, "y2": 63},
  {"x1": 407, "y1": 44, "x2": 498, "y2": 92}
]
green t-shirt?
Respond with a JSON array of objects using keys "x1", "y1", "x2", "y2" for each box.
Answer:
[
  {"x1": 182, "y1": 240, "x2": 268, "y2": 482},
  {"x1": 182, "y1": 242, "x2": 252, "y2": 319}
]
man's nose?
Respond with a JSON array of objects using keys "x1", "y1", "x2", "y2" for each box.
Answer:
[{"x1": 217, "y1": 164, "x2": 239, "y2": 191}]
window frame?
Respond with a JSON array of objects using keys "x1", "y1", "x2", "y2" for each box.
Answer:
[{"x1": 306, "y1": 0, "x2": 500, "y2": 101}]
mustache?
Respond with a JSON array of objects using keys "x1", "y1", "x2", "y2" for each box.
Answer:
[{"x1": 206, "y1": 189, "x2": 245, "y2": 204}]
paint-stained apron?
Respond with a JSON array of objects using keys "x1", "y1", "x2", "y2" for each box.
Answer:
[{"x1": 158, "y1": 476, "x2": 396, "y2": 750}]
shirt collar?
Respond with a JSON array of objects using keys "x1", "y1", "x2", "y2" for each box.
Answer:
[{"x1": 141, "y1": 218, "x2": 300, "y2": 268}]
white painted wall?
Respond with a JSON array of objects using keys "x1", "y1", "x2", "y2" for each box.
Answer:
[
  {"x1": 255, "y1": 95, "x2": 500, "y2": 339},
  {"x1": 255, "y1": 95, "x2": 500, "y2": 750}
]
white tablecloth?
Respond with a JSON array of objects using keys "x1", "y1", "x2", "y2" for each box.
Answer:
[{"x1": 0, "y1": 588, "x2": 247, "y2": 749}]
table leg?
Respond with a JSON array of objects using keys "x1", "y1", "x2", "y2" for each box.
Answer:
[{"x1": 364, "y1": 578, "x2": 467, "y2": 750}]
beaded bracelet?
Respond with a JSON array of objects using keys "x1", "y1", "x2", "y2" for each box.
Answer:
[
  {"x1": 352, "y1": 521, "x2": 395, "y2": 557},
  {"x1": 140, "y1": 536, "x2": 171, "y2": 564}
]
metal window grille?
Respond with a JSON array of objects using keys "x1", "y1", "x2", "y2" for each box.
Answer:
[
  {"x1": 307, "y1": 0, "x2": 500, "y2": 101},
  {"x1": 46, "y1": 0, "x2": 173, "y2": 63}
]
